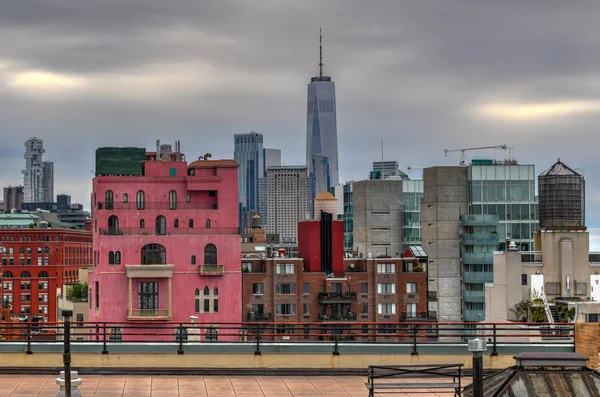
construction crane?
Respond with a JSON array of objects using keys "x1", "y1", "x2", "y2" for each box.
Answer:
[{"x1": 444, "y1": 144, "x2": 508, "y2": 165}]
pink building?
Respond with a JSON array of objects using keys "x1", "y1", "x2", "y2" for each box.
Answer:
[{"x1": 88, "y1": 152, "x2": 241, "y2": 341}]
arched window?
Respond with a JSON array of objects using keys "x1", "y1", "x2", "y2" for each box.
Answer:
[
  {"x1": 122, "y1": 193, "x2": 128, "y2": 203},
  {"x1": 140, "y1": 219, "x2": 145, "y2": 229},
  {"x1": 195, "y1": 288, "x2": 200, "y2": 296},
  {"x1": 37, "y1": 247, "x2": 42, "y2": 254},
  {"x1": 204, "y1": 244, "x2": 217, "y2": 265},
  {"x1": 194, "y1": 288, "x2": 201, "y2": 313},
  {"x1": 206, "y1": 219, "x2": 211, "y2": 228},
  {"x1": 115, "y1": 251, "x2": 121, "y2": 265},
  {"x1": 44, "y1": 246, "x2": 49, "y2": 254},
  {"x1": 174, "y1": 219, "x2": 179, "y2": 228},
  {"x1": 21, "y1": 271, "x2": 30, "y2": 278},
  {"x1": 186, "y1": 193, "x2": 191, "y2": 203},
  {"x1": 105, "y1": 190, "x2": 114, "y2": 209},
  {"x1": 26, "y1": 247, "x2": 31, "y2": 255},
  {"x1": 2, "y1": 271, "x2": 12, "y2": 278},
  {"x1": 191, "y1": 255, "x2": 196, "y2": 265},
  {"x1": 141, "y1": 244, "x2": 166, "y2": 265},
  {"x1": 203, "y1": 286, "x2": 210, "y2": 295},
  {"x1": 155, "y1": 216, "x2": 166, "y2": 235},
  {"x1": 189, "y1": 219, "x2": 194, "y2": 228},
  {"x1": 19, "y1": 247, "x2": 24, "y2": 255},
  {"x1": 136, "y1": 190, "x2": 145, "y2": 210},
  {"x1": 9, "y1": 247, "x2": 13, "y2": 255},
  {"x1": 108, "y1": 251, "x2": 115, "y2": 265},
  {"x1": 169, "y1": 190, "x2": 177, "y2": 210},
  {"x1": 108, "y1": 215, "x2": 119, "y2": 235},
  {"x1": 213, "y1": 287, "x2": 218, "y2": 296},
  {"x1": 213, "y1": 288, "x2": 219, "y2": 313},
  {"x1": 39, "y1": 271, "x2": 48, "y2": 278}
]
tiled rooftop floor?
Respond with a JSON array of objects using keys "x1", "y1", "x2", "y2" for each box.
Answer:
[{"x1": 0, "y1": 374, "x2": 459, "y2": 396}]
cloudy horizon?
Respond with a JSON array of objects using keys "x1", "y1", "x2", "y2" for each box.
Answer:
[{"x1": 1, "y1": 1, "x2": 599, "y2": 248}]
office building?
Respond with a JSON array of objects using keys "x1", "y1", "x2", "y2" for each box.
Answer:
[
  {"x1": 89, "y1": 142, "x2": 241, "y2": 339},
  {"x1": 266, "y1": 166, "x2": 310, "y2": 245},
  {"x1": 22, "y1": 138, "x2": 53, "y2": 203},
  {"x1": 263, "y1": 149, "x2": 281, "y2": 170},
  {"x1": 3, "y1": 186, "x2": 23, "y2": 212},
  {"x1": 332, "y1": 182, "x2": 354, "y2": 252},
  {"x1": 372, "y1": 161, "x2": 408, "y2": 180},
  {"x1": 311, "y1": 154, "x2": 330, "y2": 201},
  {"x1": 352, "y1": 180, "x2": 403, "y2": 258},
  {"x1": 0, "y1": 228, "x2": 92, "y2": 322},
  {"x1": 306, "y1": 30, "x2": 339, "y2": 188},
  {"x1": 234, "y1": 132, "x2": 264, "y2": 230},
  {"x1": 258, "y1": 148, "x2": 282, "y2": 226},
  {"x1": 57, "y1": 194, "x2": 72, "y2": 211}
]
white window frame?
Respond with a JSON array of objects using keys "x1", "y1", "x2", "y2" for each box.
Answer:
[
  {"x1": 406, "y1": 282, "x2": 417, "y2": 293},
  {"x1": 377, "y1": 283, "x2": 396, "y2": 294},
  {"x1": 377, "y1": 263, "x2": 396, "y2": 274},
  {"x1": 377, "y1": 303, "x2": 397, "y2": 314}
]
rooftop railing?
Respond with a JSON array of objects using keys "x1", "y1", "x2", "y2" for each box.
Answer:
[
  {"x1": 98, "y1": 227, "x2": 238, "y2": 236},
  {"x1": 522, "y1": 251, "x2": 543, "y2": 264},
  {"x1": 98, "y1": 201, "x2": 218, "y2": 210}
]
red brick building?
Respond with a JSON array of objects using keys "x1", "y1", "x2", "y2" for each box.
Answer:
[{"x1": 0, "y1": 229, "x2": 93, "y2": 322}]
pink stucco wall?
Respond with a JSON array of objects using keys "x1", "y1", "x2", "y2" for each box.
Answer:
[{"x1": 88, "y1": 158, "x2": 241, "y2": 340}]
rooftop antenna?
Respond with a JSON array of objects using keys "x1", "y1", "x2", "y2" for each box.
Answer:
[{"x1": 319, "y1": 27, "x2": 323, "y2": 78}]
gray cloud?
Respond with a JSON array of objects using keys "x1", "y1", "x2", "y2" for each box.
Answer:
[{"x1": 1, "y1": 0, "x2": 600, "y2": 232}]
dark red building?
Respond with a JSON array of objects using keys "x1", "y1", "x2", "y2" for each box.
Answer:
[
  {"x1": 298, "y1": 212, "x2": 344, "y2": 275},
  {"x1": 0, "y1": 229, "x2": 93, "y2": 322}
]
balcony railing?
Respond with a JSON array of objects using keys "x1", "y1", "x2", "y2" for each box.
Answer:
[
  {"x1": 522, "y1": 251, "x2": 543, "y2": 264},
  {"x1": 129, "y1": 309, "x2": 170, "y2": 318},
  {"x1": 400, "y1": 312, "x2": 428, "y2": 320},
  {"x1": 98, "y1": 201, "x2": 218, "y2": 210},
  {"x1": 98, "y1": 227, "x2": 238, "y2": 236},
  {"x1": 461, "y1": 214, "x2": 499, "y2": 226},
  {"x1": 463, "y1": 271, "x2": 494, "y2": 284},
  {"x1": 246, "y1": 312, "x2": 272, "y2": 321},
  {"x1": 318, "y1": 292, "x2": 357, "y2": 304},
  {"x1": 463, "y1": 290, "x2": 485, "y2": 303},
  {"x1": 199, "y1": 264, "x2": 225, "y2": 276},
  {"x1": 461, "y1": 233, "x2": 499, "y2": 246},
  {"x1": 461, "y1": 252, "x2": 493, "y2": 265},
  {"x1": 318, "y1": 312, "x2": 357, "y2": 321}
]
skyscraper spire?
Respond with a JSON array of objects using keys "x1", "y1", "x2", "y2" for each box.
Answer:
[{"x1": 319, "y1": 27, "x2": 323, "y2": 78}]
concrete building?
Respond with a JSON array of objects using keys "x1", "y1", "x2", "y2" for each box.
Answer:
[
  {"x1": 89, "y1": 144, "x2": 241, "y2": 340},
  {"x1": 0, "y1": 228, "x2": 92, "y2": 322},
  {"x1": 306, "y1": 30, "x2": 339, "y2": 187},
  {"x1": 402, "y1": 179, "x2": 423, "y2": 252},
  {"x1": 266, "y1": 166, "x2": 310, "y2": 245},
  {"x1": 234, "y1": 132, "x2": 264, "y2": 231},
  {"x1": 421, "y1": 166, "x2": 468, "y2": 322},
  {"x1": 22, "y1": 138, "x2": 53, "y2": 204},
  {"x1": 352, "y1": 180, "x2": 403, "y2": 258},
  {"x1": 3, "y1": 186, "x2": 23, "y2": 212}
]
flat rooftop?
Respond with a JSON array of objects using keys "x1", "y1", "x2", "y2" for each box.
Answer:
[{"x1": 0, "y1": 374, "x2": 456, "y2": 396}]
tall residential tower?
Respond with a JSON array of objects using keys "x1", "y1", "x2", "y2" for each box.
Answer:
[
  {"x1": 306, "y1": 29, "x2": 339, "y2": 190},
  {"x1": 234, "y1": 132, "x2": 264, "y2": 231},
  {"x1": 22, "y1": 138, "x2": 54, "y2": 203}
]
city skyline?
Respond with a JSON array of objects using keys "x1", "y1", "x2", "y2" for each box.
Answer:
[{"x1": 0, "y1": 1, "x2": 599, "y2": 248}]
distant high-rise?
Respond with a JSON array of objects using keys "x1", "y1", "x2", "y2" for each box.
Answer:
[
  {"x1": 306, "y1": 29, "x2": 338, "y2": 189},
  {"x1": 234, "y1": 132, "x2": 264, "y2": 230},
  {"x1": 22, "y1": 138, "x2": 53, "y2": 203},
  {"x1": 372, "y1": 161, "x2": 408, "y2": 180},
  {"x1": 3, "y1": 186, "x2": 24, "y2": 211},
  {"x1": 258, "y1": 148, "x2": 282, "y2": 227}
]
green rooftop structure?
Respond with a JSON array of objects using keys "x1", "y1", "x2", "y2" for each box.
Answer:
[{"x1": 95, "y1": 147, "x2": 147, "y2": 176}]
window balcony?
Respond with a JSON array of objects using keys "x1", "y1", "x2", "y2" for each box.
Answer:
[
  {"x1": 127, "y1": 309, "x2": 171, "y2": 321},
  {"x1": 318, "y1": 292, "x2": 357, "y2": 304},
  {"x1": 461, "y1": 214, "x2": 499, "y2": 226},
  {"x1": 199, "y1": 264, "x2": 225, "y2": 276},
  {"x1": 461, "y1": 233, "x2": 499, "y2": 246},
  {"x1": 463, "y1": 271, "x2": 494, "y2": 284},
  {"x1": 98, "y1": 227, "x2": 238, "y2": 236},
  {"x1": 463, "y1": 290, "x2": 485, "y2": 303},
  {"x1": 318, "y1": 312, "x2": 357, "y2": 321},
  {"x1": 246, "y1": 312, "x2": 272, "y2": 321},
  {"x1": 461, "y1": 252, "x2": 493, "y2": 265},
  {"x1": 400, "y1": 312, "x2": 428, "y2": 320},
  {"x1": 98, "y1": 201, "x2": 218, "y2": 210}
]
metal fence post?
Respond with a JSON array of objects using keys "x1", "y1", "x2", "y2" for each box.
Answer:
[
  {"x1": 333, "y1": 324, "x2": 340, "y2": 355},
  {"x1": 491, "y1": 324, "x2": 498, "y2": 356},
  {"x1": 411, "y1": 324, "x2": 418, "y2": 356},
  {"x1": 254, "y1": 324, "x2": 262, "y2": 356},
  {"x1": 102, "y1": 323, "x2": 108, "y2": 354},
  {"x1": 177, "y1": 324, "x2": 184, "y2": 355},
  {"x1": 62, "y1": 310, "x2": 73, "y2": 397},
  {"x1": 26, "y1": 323, "x2": 33, "y2": 355}
]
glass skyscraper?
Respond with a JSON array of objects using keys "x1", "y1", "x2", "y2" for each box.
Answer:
[
  {"x1": 306, "y1": 31, "x2": 338, "y2": 190},
  {"x1": 234, "y1": 132, "x2": 264, "y2": 231}
]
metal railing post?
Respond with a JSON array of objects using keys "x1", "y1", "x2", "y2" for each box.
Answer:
[
  {"x1": 102, "y1": 323, "x2": 108, "y2": 354},
  {"x1": 411, "y1": 324, "x2": 418, "y2": 356},
  {"x1": 26, "y1": 323, "x2": 32, "y2": 355},
  {"x1": 491, "y1": 324, "x2": 498, "y2": 356},
  {"x1": 333, "y1": 324, "x2": 340, "y2": 355},
  {"x1": 63, "y1": 310, "x2": 73, "y2": 397},
  {"x1": 177, "y1": 324, "x2": 184, "y2": 355},
  {"x1": 254, "y1": 324, "x2": 262, "y2": 356}
]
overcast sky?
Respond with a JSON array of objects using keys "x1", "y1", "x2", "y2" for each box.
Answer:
[{"x1": 1, "y1": 1, "x2": 599, "y2": 247}]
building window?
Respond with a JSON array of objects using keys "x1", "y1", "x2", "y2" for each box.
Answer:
[
  {"x1": 204, "y1": 244, "x2": 217, "y2": 265},
  {"x1": 589, "y1": 314, "x2": 599, "y2": 322},
  {"x1": 141, "y1": 244, "x2": 166, "y2": 265},
  {"x1": 205, "y1": 326, "x2": 218, "y2": 341},
  {"x1": 521, "y1": 274, "x2": 527, "y2": 286},
  {"x1": 189, "y1": 219, "x2": 194, "y2": 228},
  {"x1": 361, "y1": 282, "x2": 368, "y2": 294},
  {"x1": 105, "y1": 190, "x2": 113, "y2": 209},
  {"x1": 21, "y1": 271, "x2": 30, "y2": 278},
  {"x1": 208, "y1": 191, "x2": 216, "y2": 197},
  {"x1": 206, "y1": 219, "x2": 211, "y2": 228},
  {"x1": 406, "y1": 282, "x2": 417, "y2": 293},
  {"x1": 140, "y1": 219, "x2": 145, "y2": 228},
  {"x1": 26, "y1": 247, "x2": 31, "y2": 255},
  {"x1": 191, "y1": 255, "x2": 196, "y2": 265},
  {"x1": 95, "y1": 281, "x2": 99, "y2": 309},
  {"x1": 276, "y1": 304, "x2": 296, "y2": 315},
  {"x1": 108, "y1": 215, "x2": 119, "y2": 235},
  {"x1": 194, "y1": 288, "x2": 201, "y2": 313},
  {"x1": 169, "y1": 190, "x2": 177, "y2": 210},
  {"x1": 109, "y1": 328, "x2": 123, "y2": 342},
  {"x1": 122, "y1": 193, "x2": 128, "y2": 203},
  {"x1": 2, "y1": 271, "x2": 12, "y2": 278},
  {"x1": 361, "y1": 303, "x2": 368, "y2": 314},
  {"x1": 155, "y1": 215, "x2": 166, "y2": 235},
  {"x1": 136, "y1": 191, "x2": 145, "y2": 210},
  {"x1": 138, "y1": 282, "x2": 158, "y2": 313},
  {"x1": 19, "y1": 247, "x2": 24, "y2": 255},
  {"x1": 405, "y1": 303, "x2": 417, "y2": 317},
  {"x1": 303, "y1": 283, "x2": 310, "y2": 294},
  {"x1": 174, "y1": 219, "x2": 179, "y2": 228},
  {"x1": 546, "y1": 282, "x2": 560, "y2": 295},
  {"x1": 108, "y1": 251, "x2": 115, "y2": 265},
  {"x1": 175, "y1": 327, "x2": 188, "y2": 342},
  {"x1": 575, "y1": 282, "x2": 587, "y2": 296},
  {"x1": 253, "y1": 283, "x2": 264, "y2": 295},
  {"x1": 377, "y1": 263, "x2": 395, "y2": 274},
  {"x1": 303, "y1": 303, "x2": 310, "y2": 315},
  {"x1": 186, "y1": 193, "x2": 191, "y2": 203},
  {"x1": 276, "y1": 283, "x2": 295, "y2": 295},
  {"x1": 377, "y1": 303, "x2": 396, "y2": 314},
  {"x1": 275, "y1": 263, "x2": 295, "y2": 274},
  {"x1": 378, "y1": 324, "x2": 396, "y2": 334},
  {"x1": 115, "y1": 251, "x2": 121, "y2": 265},
  {"x1": 377, "y1": 283, "x2": 396, "y2": 294},
  {"x1": 37, "y1": 247, "x2": 42, "y2": 254}
]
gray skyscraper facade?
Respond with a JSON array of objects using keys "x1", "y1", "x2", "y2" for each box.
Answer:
[
  {"x1": 258, "y1": 148, "x2": 282, "y2": 226},
  {"x1": 22, "y1": 137, "x2": 53, "y2": 203},
  {"x1": 306, "y1": 31, "x2": 338, "y2": 189},
  {"x1": 234, "y1": 132, "x2": 264, "y2": 229}
]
